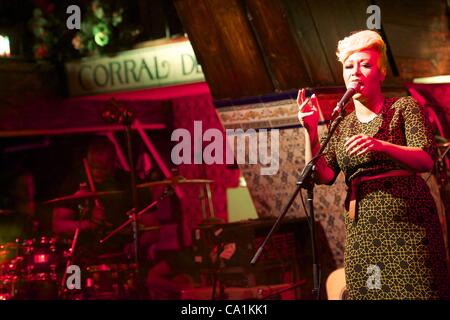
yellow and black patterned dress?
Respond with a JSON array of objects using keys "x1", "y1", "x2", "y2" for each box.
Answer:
[{"x1": 323, "y1": 96, "x2": 449, "y2": 299}]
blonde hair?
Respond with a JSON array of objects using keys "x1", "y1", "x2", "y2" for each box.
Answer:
[{"x1": 336, "y1": 30, "x2": 388, "y2": 76}]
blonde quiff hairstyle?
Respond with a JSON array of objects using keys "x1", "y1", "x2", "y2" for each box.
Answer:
[{"x1": 336, "y1": 30, "x2": 388, "y2": 76}]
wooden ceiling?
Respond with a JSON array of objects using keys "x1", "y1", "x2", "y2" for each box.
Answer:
[{"x1": 174, "y1": 0, "x2": 450, "y2": 100}]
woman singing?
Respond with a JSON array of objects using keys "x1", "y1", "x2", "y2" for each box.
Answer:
[{"x1": 297, "y1": 30, "x2": 449, "y2": 299}]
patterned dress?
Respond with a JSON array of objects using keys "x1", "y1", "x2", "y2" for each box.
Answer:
[{"x1": 322, "y1": 96, "x2": 449, "y2": 299}]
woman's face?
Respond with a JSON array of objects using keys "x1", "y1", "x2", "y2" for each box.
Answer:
[{"x1": 342, "y1": 48, "x2": 385, "y2": 100}]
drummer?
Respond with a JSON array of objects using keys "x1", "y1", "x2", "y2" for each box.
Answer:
[{"x1": 52, "y1": 136, "x2": 159, "y2": 263}]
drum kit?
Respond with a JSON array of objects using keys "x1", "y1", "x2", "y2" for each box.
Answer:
[
  {"x1": 0, "y1": 176, "x2": 215, "y2": 300},
  {"x1": 0, "y1": 237, "x2": 69, "y2": 300}
]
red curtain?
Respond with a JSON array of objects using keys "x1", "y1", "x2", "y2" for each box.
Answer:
[
  {"x1": 171, "y1": 93, "x2": 240, "y2": 246},
  {"x1": 406, "y1": 83, "x2": 450, "y2": 138}
]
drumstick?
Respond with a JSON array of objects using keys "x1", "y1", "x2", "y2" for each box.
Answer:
[{"x1": 83, "y1": 158, "x2": 102, "y2": 209}]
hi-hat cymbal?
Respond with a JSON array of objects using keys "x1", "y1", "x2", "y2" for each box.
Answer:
[
  {"x1": 43, "y1": 190, "x2": 124, "y2": 205},
  {"x1": 137, "y1": 177, "x2": 214, "y2": 189}
]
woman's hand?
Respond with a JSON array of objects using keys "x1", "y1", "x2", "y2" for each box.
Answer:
[
  {"x1": 297, "y1": 89, "x2": 320, "y2": 134},
  {"x1": 344, "y1": 134, "x2": 385, "y2": 156},
  {"x1": 298, "y1": 88, "x2": 336, "y2": 184}
]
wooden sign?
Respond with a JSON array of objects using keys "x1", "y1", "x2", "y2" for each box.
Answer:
[{"x1": 65, "y1": 40, "x2": 205, "y2": 96}]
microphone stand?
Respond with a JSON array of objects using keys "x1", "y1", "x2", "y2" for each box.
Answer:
[
  {"x1": 103, "y1": 101, "x2": 143, "y2": 297},
  {"x1": 121, "y1": 110, "x2": 144, "y2": 298},
  {"x1": 250, "y1": 104, "x2": 348, "y2": 300}
]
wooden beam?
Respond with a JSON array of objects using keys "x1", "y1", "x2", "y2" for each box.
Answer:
[
  {"x1": 174, "y1": 0, "x2": 273, "y2": 99},
  {"x1": 245, "y1": 0, "x2": 311, "y2": 90},
  {"x1": 282, "y1": 0, "x2": 337, "y2": 86}
]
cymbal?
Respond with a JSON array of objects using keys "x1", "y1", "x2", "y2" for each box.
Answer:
[
  {"x1": 199, "y1": 217, "x2": 226, "y2": 225},
  {"x1": 43, "y1": 190, "x2": 124, "y2": 205},
  {"x1": 0, "y1": 242, "x2": 19, "y2": 249},
  {"x1": 139, "y1": 225, "x2": 161, "y2": 231},
  {"x1": 0, "y1": 208, "x2": 15, "y2": 216},
  {"x1": 137, "y1": 177, "x2": 214, "y2": 189},
  {"x1": 115, "y1": 225, "x2": 160, "y2": 234},
  {"x1": 438, "y1": 141, "x2": 450, "y2": 148}
]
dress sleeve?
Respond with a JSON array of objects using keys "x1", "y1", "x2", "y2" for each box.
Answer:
[
  {"x1": 401, "y1": 97, "x2": 437, "y2": 161},
  {"x1": 318, "y1": 127, "x2": 341, "y2": 185}
]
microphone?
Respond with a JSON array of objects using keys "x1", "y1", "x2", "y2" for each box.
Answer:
[
  {"x1": 102, "y1": 98, "x2": 120, "y2": 124},
  {"x1": 101, "y1": 107, "x2": 120, "y2": 124},
  {"x1": 330, "y1": 82, "x2": 361, "y2": 119},
  {"x1": 101, "y1": 102, "x2": 135, "y2": 125}
]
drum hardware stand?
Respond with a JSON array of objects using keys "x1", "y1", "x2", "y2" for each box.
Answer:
[
  {"x1": 99, "y1": 186, "x2": 174, "y2": 245},
  {"x1": 199, "y1": 188, "x2": 207, "y2": 221},
  {"x1": 98, "y1": 187, "x2": 173, "y2": 299},
  {"x1": 260, "y1": 279, "x2": 306, "y2": 300},
  {"x1": 59, "y1": 183, "x2": 90, "y2": 298},
  {"x1": 211, "y1": 241, "x2": 226, "y2": 300},
  {"x1": 198, "y1": 182, "x2": 223, "y2": 225},
  {"x1": 198, "y1": 164, "x2": 221, "y2": 225},
  {"x1": 250, "y1": 99, "x2": 348, "y2": 300},
  {"x1": 102, "y1": 100, "x2": 143, "y2": 297}
]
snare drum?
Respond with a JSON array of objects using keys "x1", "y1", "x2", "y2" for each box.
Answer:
[
  {"x1": 83, "y1": 263, "x2": 136, "y2": 300},
  {"x1": 21, "y1": 237, "x2": 65, "y2": 281}
]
